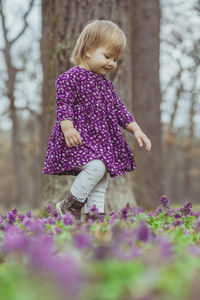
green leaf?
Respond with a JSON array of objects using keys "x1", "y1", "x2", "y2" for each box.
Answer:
[
  {"x1": 153, "y1": 223, "x2": 159, "y2": 230},
  {"x1": 43, "y1": 206, "x2": 47, "y2": 219},
  {"x1": 148, "y1": 216, "x2": 154, "y2": 225}
]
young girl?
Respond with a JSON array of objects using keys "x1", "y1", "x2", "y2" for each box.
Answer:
[{"x1": 43, "y1": 20, "x2": 151, "y2": 222}]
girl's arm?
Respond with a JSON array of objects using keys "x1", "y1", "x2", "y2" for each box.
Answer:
[
  {"x1": 60, "y1": 120, "x2": 74, "y2": 132},
  {"x1": 126, "y1": 121, "x2": 141, "y2": 133},
  {"x1": 55, "y1": 73, "x2": 76, "y2": 124},
  {"x1": 126, "y1": 121, "x2": 151, "y2": 152}
]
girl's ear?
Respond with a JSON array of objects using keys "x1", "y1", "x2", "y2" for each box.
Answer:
[{"x1": 85, "y1": 51, "x2": 91, "y2": 58}]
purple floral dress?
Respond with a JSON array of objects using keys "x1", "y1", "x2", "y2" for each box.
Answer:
[{"x1": 43, "y1": 66, "x2": 137, "y2": 177}]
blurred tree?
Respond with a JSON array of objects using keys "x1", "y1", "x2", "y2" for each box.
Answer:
[
  {"x1": 130, "y1": 0, "x2": 163, "y2": 209},
  {"x1": 0, "y1": 0, "x2": 42, "y2": 211},
  {"x1": 0, "y1": 0, "x2": 38, "y2": 207},
  {"x1": 161, "y1": 0, "x2": 200, "y2": 203}
]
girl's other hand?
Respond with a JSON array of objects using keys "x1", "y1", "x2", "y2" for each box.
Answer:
[
  {"x1": 63, "y1": 128, "x2": 82, "y2": 148},
  {"x1": 134, "y1": 129, "x2": 151, "y2": 152}
]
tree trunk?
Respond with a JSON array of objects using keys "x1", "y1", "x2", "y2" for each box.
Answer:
[
  {"x1": 130, "y1": 0, "x2": 163, "y2": 210},
  {"x1": 1, "y1": 0, "x2": 37, "y2": 208},
  {"x1": 182, "y1": 77, "x2": 196, "y2": 201},
  {"x1": 4, "y1": 44, "x2": 26, "y2": 206}
]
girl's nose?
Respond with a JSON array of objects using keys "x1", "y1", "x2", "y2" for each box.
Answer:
[{"x1": 108, "y1": 61, "x2": 115, "y2": 67}]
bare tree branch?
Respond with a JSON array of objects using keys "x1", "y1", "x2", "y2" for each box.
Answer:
[
  {"x1": 17, "y1": 105, "x2": 41, "y2": 119},
  {"x1": 11, "y1": 0, "x2": 35, "y2": 44},
  {"x1": 0, "y1": 1, "x2": 9, "y2": 46}
]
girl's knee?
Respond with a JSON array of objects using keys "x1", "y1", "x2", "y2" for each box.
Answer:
[{"x1": 86, "y1": 160, "x2": 106, "y2": 178}]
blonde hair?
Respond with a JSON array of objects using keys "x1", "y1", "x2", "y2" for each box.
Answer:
[{"x1": 70, "y1": 20, "x2": 127, "y2": 65}]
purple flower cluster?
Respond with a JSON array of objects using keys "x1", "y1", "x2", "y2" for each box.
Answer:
[
  {"x1": 0, "y1": 195, "x2": 199, "y2": 300},
  {"x1": 1, "y1": 224, "x2": 84, "y2": 299},
  {"x1": 179, "y1": 201, "x2": 192, "y2": 216},
  {"x1": 159, "y1": 195, "x2": 170, "y2": 208}
]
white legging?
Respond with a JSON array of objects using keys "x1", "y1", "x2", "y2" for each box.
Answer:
[{"x1": 70, "y1": 159, "x2": 108, "y2": 214}]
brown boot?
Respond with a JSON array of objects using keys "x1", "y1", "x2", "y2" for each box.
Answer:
[{"x1": 56, "y1": 191, "x2": 87, "y2": 220}]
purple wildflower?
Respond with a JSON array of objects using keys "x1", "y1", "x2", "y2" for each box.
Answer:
[
  {"x1": 74, "y1": 232, "x2": 92, "y2": 250},
  {"x1": 26, "y1": 210, "x2": 32, "y2": 218},
  {"x1": 135, "y1": 220, "x2": 150, "y2": 242},
  {"x1": 183, "y1": 201, "x2": 192, "y2": 215},
  {"x1": 165, "y1": 210, "x2": 171, "y2": 216},
  {"x1": 155, "y1": 206, "x2": 164, "y2": 215},
  {"x1": 46, "y1": 204, "x2": 52, "y2": 213},
  {"x1": 26, "y1": 233, "x2": 55, "y2": 269},
  {"x1": 148, "y1": 212, "x2": 155, "y2": 217},
  {"x1": 191, "y1": 211, "x2": 200, "y2": 218},
  {"x1": 7, "y1": 211, "x2": 16, "y2": 224},
  {"x1": 55, "y1": 226, "x2": 61, "y2": 234},
  {"x1": 63, "y1": 212, "x2": 73, "y2": 226},
  {"x1": 22, "y1": 216, "x2": 32, "y2": 227},
  {"x1": 47, "y1": 217, "x2": 56, "y2": 225},
  {"x1": 159, "y1": 195, "x2": 170, "y2": 208},
  {"x1": 97, "y1": 213, "x2": 105, "y2": 222},
  {"x1": 174, "y1": 212, "x2": 182, "y2": 218},
  {"x1": 109, "y1": 212, "x2": 117, "y2": 224},
  {"x1": 29, "y1": 232, "x2": 83, "y2": 298},
  {"x1": 138, "y1": 207, "x2": 145, "y2": 213},
  {"x1": 52, "y1": 209, "x2": 58, "y2": 218},
  {"x1": 11, "y1": 208, "x2": 18, "y2": 215},
  {"x1": 156, "y1": 237, "x2": 173, "y2": 258},
  {"x1": 172, "y1": 220, "x2": 182, "y2": 227},
  {"x1": 120, "y1": 207, "x2": 129, "y2": 219},
  {"x1": 57, "y1": 216, "x2": 62, "y2": 222},
  {"x1": 89, "y1": 205, "x2": 99, "y2": 213},
  {"x1": 2, "y1": 226, "x2": 29, "y2": 253},
  {"x1": 26, "y1": 218, "x2": 46, "y2": 234},
  {"x1": 17, "y1": 214, "x2": 25, "y2": 222},
  {"x1": 129, "y1": 217, "x2": 135, "y2": 224},
  {"x1": 42, "y1": 218, "x2": 48, "y2": 224},
  {"x1": 50, "y1": 255, "x2": 84, "y2": 298}
]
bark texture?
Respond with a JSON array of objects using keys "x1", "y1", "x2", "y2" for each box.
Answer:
[{"x1": 130, "y1": 0, "x2": 163, "y2": 209}]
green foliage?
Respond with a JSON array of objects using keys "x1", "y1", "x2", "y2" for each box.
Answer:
[
  {"x1": 0, "y1": 263, "x2": 58, "y2": 300},
  {"x1": 84, "y1": 260, "x2": 145, "y2": 300}
]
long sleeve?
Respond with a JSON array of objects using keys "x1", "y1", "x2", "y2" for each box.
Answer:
[
  {"x1": 109, "y1": 81, "x2": 135, "y2": 129},
  {"x1": 55, "y1": 73, "x2": 77, "y2": 124}
]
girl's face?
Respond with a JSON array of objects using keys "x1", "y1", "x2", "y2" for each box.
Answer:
[{"x1": 80, "y1": 46, "x2": 119, "y2": 75}]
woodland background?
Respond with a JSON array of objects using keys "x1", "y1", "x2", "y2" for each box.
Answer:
[{"x1": 1, "y1": 0, "x2": 200, "y2": 213}]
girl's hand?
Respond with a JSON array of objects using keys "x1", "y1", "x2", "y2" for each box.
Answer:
[
  {"x1": 134, "y1": 129, "x2": 151, "y2": 152},
  {"x1": 63, "y1": 128, "x2": 82, "y2": 148}
]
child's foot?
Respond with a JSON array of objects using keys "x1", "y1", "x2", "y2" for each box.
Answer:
[{"x1": 56, "y1": 191, "x2": 87, "y2": 220}]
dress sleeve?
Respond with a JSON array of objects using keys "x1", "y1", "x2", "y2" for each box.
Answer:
[
  {"x1": 110, "y1": 81, "x2": 135, "y2": 129},
  {"x1": 55, "y1": 73, "x2": 76, "y2": 124}
]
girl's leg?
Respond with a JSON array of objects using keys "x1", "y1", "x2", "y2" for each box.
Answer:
[
  {"x1": 84, "y1": 171, "x2": 108, "y2": 214},
  {"x1": 70, "y1": 159, "x2": 107, "y2": 205}
]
